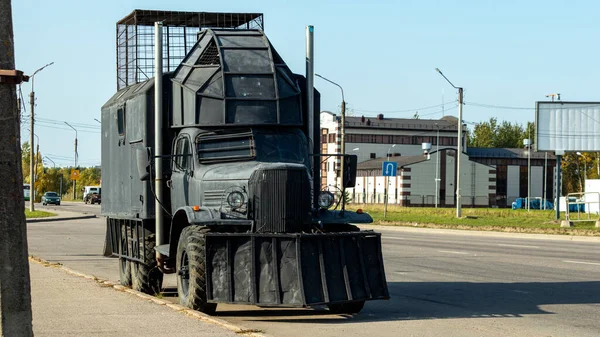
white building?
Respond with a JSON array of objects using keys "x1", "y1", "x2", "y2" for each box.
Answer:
[{"x1": 319, "y1": 111, "x2": 557, "y2": 207}]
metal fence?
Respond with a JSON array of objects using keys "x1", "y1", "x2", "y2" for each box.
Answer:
[{"x1": 565, "y1": 192, "x2": 600, "y2": 222}]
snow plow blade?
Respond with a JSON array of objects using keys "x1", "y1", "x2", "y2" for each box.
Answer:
[{"x1": 205, "y1": 231, "x2": 389, "y2": 306}]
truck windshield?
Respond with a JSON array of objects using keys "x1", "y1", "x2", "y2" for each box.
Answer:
[
  {"x1": 254, "y1": 131, "x2": 306, "y2": 164},
  {"x1": 196, "y1": 129, "x2": 306, "y2": 164}
]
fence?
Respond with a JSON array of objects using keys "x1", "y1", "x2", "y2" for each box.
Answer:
[{"x1": 565, "y1": 192, "x2": 600, "y2": 222}]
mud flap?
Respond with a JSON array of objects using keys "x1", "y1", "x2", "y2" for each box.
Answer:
[{"x1": 205, "y1": 231, "x2": 389, "y2": 306}]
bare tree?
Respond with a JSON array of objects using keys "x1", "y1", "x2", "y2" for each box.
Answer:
[{"x1": 0, "y1": 0, "x2": 34, "y2": 335}]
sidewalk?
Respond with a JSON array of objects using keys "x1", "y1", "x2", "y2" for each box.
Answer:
[{"x1": 30, "y1": 261, "x2": 242, "y2": 337}]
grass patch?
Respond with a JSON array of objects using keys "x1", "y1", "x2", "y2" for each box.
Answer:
[
  {"x1": 350, "y1": 204, "x2": 600, "y2": 235},
  {"x1": 25, "y1": 209, "x2": 56, "y2": 218}
]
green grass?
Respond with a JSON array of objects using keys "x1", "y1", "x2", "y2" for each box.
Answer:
[
  {"x1": 25, "y1": 209, "x2": 56, "y2": 218},
  {"x1": 350, "y1": 204, "x2": 600, "y2": 235}
]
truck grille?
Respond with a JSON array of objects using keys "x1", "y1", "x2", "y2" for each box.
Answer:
[{"x1": 249, "y1": 167, "x2": 311, "y2": 233}]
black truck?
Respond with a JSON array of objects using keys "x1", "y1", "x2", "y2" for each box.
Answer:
[{"x1": 102, "y1": 12, "x2": 388, "y2": 315}]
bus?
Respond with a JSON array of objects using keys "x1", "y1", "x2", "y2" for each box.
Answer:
[{"x1": 24, "y1": 184, "x2": 31, "y2": 201}]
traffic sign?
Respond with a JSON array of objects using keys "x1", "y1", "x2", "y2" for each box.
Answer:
[
  {"x1": 382, "y1": 161, "x2": 397, "y2": 177},
  {"x1": 70, "y1": 169, "x2": 80, "y2": 180}
]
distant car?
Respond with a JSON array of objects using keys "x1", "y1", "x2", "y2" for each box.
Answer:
[
  {"x1": 84, "y1": 192, "x2": 101, "y2": 205},
  {"x1": 41, "y1": 192, "x2": 61, "y2": 206}
]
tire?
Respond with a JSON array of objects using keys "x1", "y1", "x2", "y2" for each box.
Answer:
[
  {"x1": 118, "y1": 227, "x2": 132, "y2": 287},
  {"x1": 57, "y1": 202, "x2": 60, "y2": 206},
  {"x1": 327, "y1": 301, "x2": 365, "y2": 314},
  {"x1": 132, "y1": 233, "x2": 163, "y2": 295},
  {"x1": 177, "y1": 226, "x2": 217, "y2": 314}
]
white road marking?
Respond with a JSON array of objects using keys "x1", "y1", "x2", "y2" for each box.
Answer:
[
  {"x1": 512, "y1": 290, "x2": 530, "y2": 294},
  {"x1": 563, "y1": 260, "x2": 600, "y2": 266},
  {"x1": 497, "y1": 243, "x2": 540, "y2": 249},
  {"x1": 384, "y1": 237, "x2": 405, "y2": 240},
  {"x1": 438, "y1": 250, "x2": 470, "y2": 255}
]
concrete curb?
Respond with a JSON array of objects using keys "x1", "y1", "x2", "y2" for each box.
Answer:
[
  {"x1": 359, "y1": 224, "x2": 600, "y2": 242},
  {"x1": 28, "y1": 255, "x2": 266, "y2": 336},
  {"x1": 27, "y1": 214, "x2": 97, "y2": 223}
]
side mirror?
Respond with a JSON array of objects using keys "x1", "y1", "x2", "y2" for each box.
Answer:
[
  {"x1": 343, "y1": 154, "x2": 358, "y2": 188},
  {"x1": 136, "y1": 147, "x2": 151, "y2": 181}
]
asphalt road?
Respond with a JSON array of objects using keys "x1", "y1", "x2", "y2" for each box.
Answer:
[
  {"x1": 27, "y1": 216, "x2": 600, "y2": 337},
  {"x1": 27, "y1": 200, "x2": 102, "y2": 216}
]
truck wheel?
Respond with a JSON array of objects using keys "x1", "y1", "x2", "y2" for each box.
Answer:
[
  {"x1": 176, "y1": 226, "x2": 217, "y2": 315},
  {"x1": 132, "y1": 233, "x2": 163, "y2": 295},
  {"x1": 118, "y1": 227, "x2": 132, "y2": 286},
  {"x1": 327, "y1": 301, "x2": 365, "y2": 314}
]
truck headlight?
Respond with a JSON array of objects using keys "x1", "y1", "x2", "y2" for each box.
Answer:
[
  {"x1": 317, "y1": 191, "x2": 334, "y2": 209},
  {"x1": 227, "y1": 191, "x2": 245, "y2": 208}
]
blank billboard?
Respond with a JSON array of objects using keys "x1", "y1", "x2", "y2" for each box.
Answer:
[{"x1": 535, "y1": 101, "x2": 600, "y2": 152}]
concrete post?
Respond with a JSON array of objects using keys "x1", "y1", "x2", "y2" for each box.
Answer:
[{"x1": 0, "y1": 0, "x2": 34, "y2": 334}]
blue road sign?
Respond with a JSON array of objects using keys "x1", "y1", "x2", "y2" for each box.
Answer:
[{"x1": 382, "y1": 161, "x2": 397, "y2": 177}]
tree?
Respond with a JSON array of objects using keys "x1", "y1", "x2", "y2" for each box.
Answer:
[
  {"x1": 468, "y1": 117, "x2": 497, "y2": 148},
  {"x1": 0, "y1": 0, "x2": 34, "y2": 335}
]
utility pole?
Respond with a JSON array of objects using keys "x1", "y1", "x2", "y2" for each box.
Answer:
[
  {"x1": 436, "y1": 68, "x2": 464, "y2": 217},
  {"x1": 435, "y1": 123, "x2": 440, "y2": 208},
  {"x1": 315, "y1": 73, "x2": 346, "y2": 213},
  {"x1": 0, "y1": 0, "x2": 34, "y2": 335},
  {"x1": 28, "y1": 61, "x2": 53, "y2": 210},
  {"x1": 65, "y1": 122, "x2": 78, "y2": 199}
]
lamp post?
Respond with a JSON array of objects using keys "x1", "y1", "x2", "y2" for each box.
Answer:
[
  {"x1": 29, "y1": 61, "x2": 54, "y2": 211},
  {"x1": 43, "y1": 156, "x2": 55, "y2": 168},
  {"x1": 64, "y1": 122, "x2": 78, "y2": 199},
  {"x1": 315, "y1": 73, "x2": 347, "y2": 212},
  {"x1": 436, "y1": 68, "x2": 464, "y2": 217},
  {"x1": 435, "y1": 123, "x2": 440, "y2": 208}
]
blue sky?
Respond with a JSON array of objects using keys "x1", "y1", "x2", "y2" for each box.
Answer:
[{"x1": 12, "y1": 0, "x2": 600, "y2": 167}]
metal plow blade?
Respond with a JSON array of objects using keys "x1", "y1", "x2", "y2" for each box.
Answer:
[{"x1": 205, "y1": 231, "x2": 389, "y2": 306}]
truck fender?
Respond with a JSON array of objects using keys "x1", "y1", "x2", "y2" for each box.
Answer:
[{"x1": 168, "y1": 206, "x2": 217, "y2": 258}]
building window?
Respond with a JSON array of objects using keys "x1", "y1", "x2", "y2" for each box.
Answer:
[{"x1": 370, "y1": 153, "x2": 376, "y2": 159}]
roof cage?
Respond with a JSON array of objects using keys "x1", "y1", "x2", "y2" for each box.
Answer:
[{"x1": 116, "y1": 9, "x2": 264, "y2": 90}]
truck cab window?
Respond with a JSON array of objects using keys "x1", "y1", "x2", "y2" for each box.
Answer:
[
  {"x1": 175, "y1": 137, "x2": 192, "y2": 170},
  {"x1": 197, "y1": 131, "x2": 254, "y2": 163}
]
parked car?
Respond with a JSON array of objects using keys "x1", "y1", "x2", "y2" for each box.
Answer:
[
  {"x1": 84, "y1": 192, "x2": 101, "y2": 205},
  {"x1": 41, "y1": 192, "x2": 61, "y2": 206}
]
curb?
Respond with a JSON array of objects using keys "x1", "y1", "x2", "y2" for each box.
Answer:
[
  {"x1": 27, "y1": 214, "x2": 97, "y2": 223},
  {"x1": 359, "y1": 224, "x2": 600, "y2": 242},
  {"x1": 28, "y1": 256, "x2": 266, "y2": 337}
]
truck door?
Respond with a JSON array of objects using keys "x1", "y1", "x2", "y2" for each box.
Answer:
[{"x1": 170, "y1": 134, "x2": 193, "y2": 209}]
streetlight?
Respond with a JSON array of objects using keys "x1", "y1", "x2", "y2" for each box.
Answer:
[
  {"x1": 64, "y1": 122, "x2": 78, "y2": 199},
  {"x1": 28, "y1": 61, "x2": 54, "y2": 211},
  {"x1": 436, "y1": 68, "x2": 464, "y2": 217},
  {"x1": 315, "y1": 73, "x2": 347, "y2": 212},
  {"x1": 43, "y1": 156, "x2": 55, "y2": 168},
  {"x1": 435, "y1": 123, "x2": 440, "y2": 208}
]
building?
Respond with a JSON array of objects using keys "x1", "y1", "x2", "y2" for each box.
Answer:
[{"x1": 320, "y1": 111, "x2": 557, "y2": 207}]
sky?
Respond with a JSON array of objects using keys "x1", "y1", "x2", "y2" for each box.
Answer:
[{"x1": 11, "y1": 0, "x2": 600, "y2": 167}]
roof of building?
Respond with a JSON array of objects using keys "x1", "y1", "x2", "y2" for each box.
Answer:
[
  {"x1": 357, "y1": 155, "x2": 429, "y2": 170},
  {"x1": 467, "y1": 148, "x2": 557, "y2": 160},
  {"x1": 342, "y1": 114, "x2": 460, "y2": 132}
]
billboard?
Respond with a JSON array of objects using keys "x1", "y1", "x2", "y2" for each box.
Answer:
[{"x1": 535, "y1": 101, "x2": 600, "y2": 152}]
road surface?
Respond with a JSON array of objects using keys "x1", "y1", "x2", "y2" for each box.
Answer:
[{"x1": 27, "y1": 217, "x2": 600, "y2": 337}]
